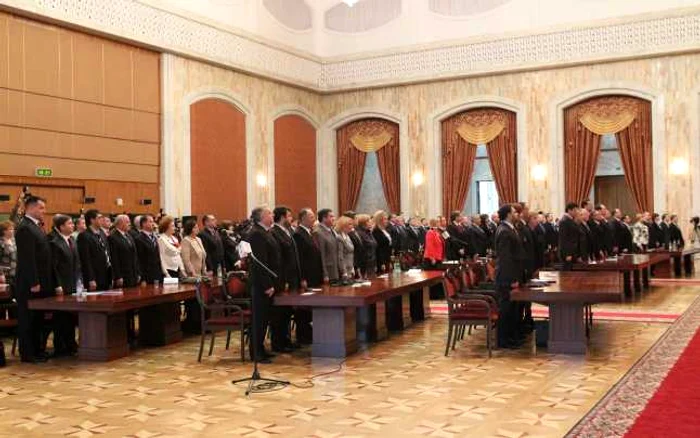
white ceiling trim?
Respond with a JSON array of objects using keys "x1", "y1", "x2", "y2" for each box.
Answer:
[{"x1": 3, "y1": 0, "x2": 700, "y2": 92}]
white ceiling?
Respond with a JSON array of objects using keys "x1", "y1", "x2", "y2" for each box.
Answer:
[{"x1": 144, "y1": 0, "x2": 700, "y2": 57}]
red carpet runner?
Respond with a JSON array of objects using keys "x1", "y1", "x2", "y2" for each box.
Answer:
[{"x1": 625, "y1": 324, "x2": 700, "y2": 437}]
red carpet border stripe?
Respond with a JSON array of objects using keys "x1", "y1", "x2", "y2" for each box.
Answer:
[{"x1": 566, "y1": 294, "x2": 700, "y2": 437}]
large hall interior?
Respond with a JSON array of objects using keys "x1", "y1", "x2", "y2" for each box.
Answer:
[{"x1": 3, "y1": 0, "x2": 700, "y2": 437}]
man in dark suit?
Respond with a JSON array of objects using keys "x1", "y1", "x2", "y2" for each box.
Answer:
[
  {"x1": 344, "y1": 211, "x2": 364, "y2": 272},
  {"x1": 589, "y1": 209, "x2": 606, "y2": 259},
  {"x1": 543, "y1": 213, "x2": 559, "y2": 250},
  {"x1": 648, "y1": 213, "x2": 663, "y2": 249},
  {"x1": 404, "y1": 217, "x2": 424, "y2": 254},
  {"x1": 109, "y1": 214, "x2": 140, "y2": 288},
  {"x1": 269, "y1": 206, "x2": 300, "y2": 352},
  {"x1": 578, "y1": 209, "x2": 594, "y2": 262},
  {"x1": 388, "y1": 214, "x2": 408, "y2": 255},
  {"x1": 494, "y1": 204, "x2": 525, "y2": 348},
  {"x1": 199, "y1": 215, "x2": 224, "y2": 275},
  {"x1": 14, "y1": 196, "x2": 52, "y2": 362},
  {"x1": 619, "y1": 215, "x2": 635, "y2": 253},
  {"x1": 77, "y1": 209, "x2": 112, "y2": 291},
  {"x1": 293, "y1": 208, "x2": 321, "y2": 344},
  {"x1": 468, "y1": 215, "x2": 490, "y2": 257},
  {"x1": 558, "y1": 202, "x2": 581, "y2": 270},
  {"x1": 669, "y1": 215, "x2": 685, "y2": 248},
  {"x1": 446, "y1": 211, "x2": 469, "y2": 260},
  {"x1": 660, "y1": 214, "x2": 671, "y2": 249},
  {"x1": 135, "y1": 215, "x2": 163, "y2": 285},
  {"x1": 50, "y1": 214, "x2": 79, "y2": 356},
  {"x1": 129, "y1": 215, "x2": 142, "y2": 241},
  {"x1": 610, "y1": 209, "x2": 629, "y2": 254},
  {"x1": 246, "y1": 206, "x2": 281, "y2": 363}
]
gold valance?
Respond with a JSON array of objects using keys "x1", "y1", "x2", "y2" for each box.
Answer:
[
  {"x1": 454, "y1": 109, "x2": 506, "y2": 144},
  {"x1": 348, "y1": 120, "x2": 394, "y2": 152},
  {"x1": 577, "y1": 96, "x2": 640, "y2": 135}
]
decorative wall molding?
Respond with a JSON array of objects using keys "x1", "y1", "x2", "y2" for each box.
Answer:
[
  {"x1": 427, "y1": 96, "x2": 528, "y2": 218},
  {"x1": 320, "y1": 108, "x2": 411, "y2": 215},
  {"x1": 4, "y1": 0, "x2": 700, "y2": 92},
  {"x1": 548, "y1": 83, "x2": 666, "y2": 213}
]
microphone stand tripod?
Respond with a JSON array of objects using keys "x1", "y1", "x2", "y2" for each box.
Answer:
[{"x1": 231, "y1": 251, "x2": 289, "y2": 396}]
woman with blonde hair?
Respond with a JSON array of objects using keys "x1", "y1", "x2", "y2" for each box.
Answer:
[
  {"x1": 180, "y1": 219, "x2": 208, "y2": 277},
  {"x1": 355, "y1": 214, "x2": 377, "y2": 277},
  {"x1": 157, "y1": 216, "x2": 184, "y2": 278},
  {"x1": 335, "y1": 216, "x2": 356, "y2": 279},
  {"x1": 371, "y1": 210, "x2": 392, "y2": 273}
]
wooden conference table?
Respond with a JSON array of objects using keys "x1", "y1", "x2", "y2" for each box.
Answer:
[
  {"x1": 570, "y1": 253, "x2": 669, "y2": 296},
  {"x1": 650, "y1": 247, "x2": 700, "y2": 278},
  {"x1": 512, "y1": 271, "x2": 622, "y2": 354},
  {"x1": 274, "y1": 271, "x2": 443, "y2": 358},
  {"x1": 28, "y1": 282, "x2": 210, "y2": 361}
]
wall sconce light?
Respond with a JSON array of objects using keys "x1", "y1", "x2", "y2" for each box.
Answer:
[
  {"x1": 670, "y1": 157, "x2": 689, "y2": 175},
  {"x1": 256, "y1": 173, "x2": 268, "y2": 187},
  {"x1": 531, "y1": 164, "x2": 547, "y2": 181},
  {"x1": 411, "y1": 171, "x2": 425, "y2": 187},
  {"x1": 115, "y1": 198, "x2": 124, "y2": 207}
]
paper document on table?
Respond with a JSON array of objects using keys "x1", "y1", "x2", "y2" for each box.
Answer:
[{"x1": 301, "y1": 291, "x2": 316, "y2": 295}]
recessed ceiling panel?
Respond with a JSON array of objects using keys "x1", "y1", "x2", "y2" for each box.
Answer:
[
  {"x1": 325, "y1": 0, "x2": 402, "y2": 33},
  {"x1": 429, "y1": 0, "x2": 512, "y2": 16},
  {"x1": 263, "y1": 0, "x2": 313, "y2": 31}
]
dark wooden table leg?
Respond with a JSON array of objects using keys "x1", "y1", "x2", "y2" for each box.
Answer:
[
  {"x1": 312, "y1": 307, "x2": 358, "y2": 358},
  {"x1": 422, "y1": 286, "x2": 432, "y2": 320},
  {"x1": 642, "y1": 268, "x2": 650, "y2": 288},
  {"x1": 674, "y1": 255, "x2": 682, "y2": 277},
  {"x1": 138, "y1": 303, "x2": 183, "y2": 346},
  {"x1": 684, "y1": 255, "x2": 694, "y2": 276},
  {"x1": 654, "y1": 258, "x2": 672, "y2": 278},
  {"x1": 547, "y1": 303, "x2": 586, "y2": 354},
  {"x1": 623, "y1": 271, "x2": 632, "y2": 296},
  {"x1": 78, "y1": 312, "x2": 129, "y2": 361},
  {"x1": 401, "y1": 293, "x2": 412, "y2": 329},
  {"x1": 356, "y1": 302, "x2": 388, "y2": 342},
  {"x1": 633, "y1": 269, "x2": 642, "y2": 293}
]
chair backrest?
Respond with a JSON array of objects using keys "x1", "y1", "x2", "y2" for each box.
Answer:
[
  {"x1": 224, "y1": 271, "x2": 248, "y2": 299},
  {"x1": 458, "y1": 265, "x2": 473, "y2": 290},
  {"x1": 195, "y1": 279, "x2": 224, "y2": 307},
  {"x1": 486, "y1": 259, "x2": 496, "y2": 282},
  {"x1": 442, "y1": 268, "x2": 461, "y2": 298}
]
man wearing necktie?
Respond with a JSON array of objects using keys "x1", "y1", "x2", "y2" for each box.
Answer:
[
  {"x1": 77, "y1": 209, "x2": 112, "y2": 291},
  {"x1": 135, "y1": 215, "x2": 164, "y2": 285}
]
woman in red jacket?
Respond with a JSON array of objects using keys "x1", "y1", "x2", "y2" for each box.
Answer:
[{"x1": 423, "y1": 218, "x2": 445, "y2": 266}]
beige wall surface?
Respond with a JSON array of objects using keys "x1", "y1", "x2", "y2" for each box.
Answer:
[{"x1": 165, "y1": 52, "x2": 699, "y2": 224}]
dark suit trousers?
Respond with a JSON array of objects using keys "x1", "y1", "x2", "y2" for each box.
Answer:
[
  {"x1": 270, "y1": 304, "x2": 292, "y2": 350},
  {"x1": 53, "y1": 310, "x2": 78, "y2": 354},
  {"x1": 17, "y1": 296, "x2": 45, "y2": 359},
  {"x1": 496, "y1": 282, "x2": 516, "y2": 347},
  {"x1": 250, "y1": 290, "x2": 271, "y2": 359}
]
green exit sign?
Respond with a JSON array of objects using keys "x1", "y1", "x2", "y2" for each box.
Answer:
[{"x1": 35, "y1": 168, "x2": 53, "y2": 177}]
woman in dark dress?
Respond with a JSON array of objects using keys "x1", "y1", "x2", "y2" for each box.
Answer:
[
  {"x1": 371, "y1": 211, "x2": 392, "y2": 274},
  {"x1": 355, "y1": 214, "x2": 377, "y2": 278}
]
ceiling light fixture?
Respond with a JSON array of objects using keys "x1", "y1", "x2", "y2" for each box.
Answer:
[{"x1": 342, "y1": 0, "x2": 359, "y2": 7}]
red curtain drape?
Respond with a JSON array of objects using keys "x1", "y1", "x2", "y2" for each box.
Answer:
[
  {"x1": 616, "y1": 99, "x2": 653, "y2": 212},
  {"x1": 486, "y1": 110, "x2": 518, "y2": 204},
  {"x1": 442, "y1": 115, "x2": 477, "y2": 217},
  {"x1": 375, "y1": 121, "x2": 401, "y2": 214},
  {"x1": 564, "y1": 105, "x2": 602, "y2": 205},
  {"x1": 337, "y1": 126, "x2": 367, "y2": 213}
]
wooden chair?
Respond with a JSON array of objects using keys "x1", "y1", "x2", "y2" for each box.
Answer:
[
  {"x1": 195, "y1": 279, "x2": 250, "y2": 362},
  {"x1": 222, "y1": 271, "x2": 251, "y2": 351},
  {"x1": 443, "y1": 268, "x2": 498, "y2": 357},
  {"x1": 0, "y1": 297, "x2": 17, "y2": 356}
]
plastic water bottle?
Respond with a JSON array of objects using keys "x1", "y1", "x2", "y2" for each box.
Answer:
[{"x1": 76, "y1": 277, "x2": 84, "y2": 295}]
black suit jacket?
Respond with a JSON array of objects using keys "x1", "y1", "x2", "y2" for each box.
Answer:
[
  {"x1": 404, "y1": 226, "x2": 422, "y2": 253},
  {"x1": 372, "y1": 227, "x2": 393, "y2": 272},
  {"x1": 135, "y1": 232, "x2": 163, "y2": 284},
  {"x1": 446, "y1": 224, "x2": 469, "y2": 260},
  {"x1": 388, "y1": 224, "x2": 408, "y2": 254},
  {"x1": 199, "y1": 228, "x2": 224, "y2": 272},
  {"x1": 618, "y1": 223, "x2": 634, "y2": 253},
  {"x1": 578, "y1": 222, "x2": 593, "y2": 261},
  {"x1": 588, "y1": 220, "x2": 606, "y2": 257},
  {"x1": 108, "y1": 231, "x2": 140, "y2": 287},
  {"x1": 50, "y1": 231, "x2": 79, "y2": 294},
  {"x1": 15, "y1": 217, "x2": 53, "y2": 299},
  {"x1": 669, "y1": 223, "x2": 685, "y2": 247},
  {"x1": 543, "y1": 222, "x2": 558, "y2": 249},
  {"x1": 356, "y1": 227, "x2": 378, "y2": 273},
  {"x1": 494, "y1": 223, "x2": 524, "y2": 284},
  {"x1": 558, "y1": 215, "x2": 580, "y2": 261},
  {"x1": 648, "y1": 221, "x2": 663, "y2": 249},
  {"x1": 468, "y1": 225, "x2": 489, "y2": 257},
  {"x1": 293, "y1": 226, "x2": 323, "y2": 287},
  {"x1": 246, "y1": 223, "x2": 281, "y2": 293},
  {"x1": 77, "y1": 229, "x2": 112, "y2": 290},
  {"x1": 348, "y1": 230, "x2": 364, "y2": 270},
  {"x1": 532, "y1": 224, "x2": 547, "y2": 269},
  {"x1": 270, "y1": 224, "x2": 300, "y2": 290}
]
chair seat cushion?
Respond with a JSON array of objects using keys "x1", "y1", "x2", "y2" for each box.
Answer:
[
  {"x1": 207, "y1": 312, "x2": 251, "y2": 326},
  {"x1": 451, "y1": 310, "x2": 498, "y2": 321}
]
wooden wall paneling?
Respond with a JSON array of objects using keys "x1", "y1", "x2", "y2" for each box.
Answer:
[
  {"x1": 23, "y1": 19, "x2": 60, "y2": 96},
  {"x1": 0, "y1": 14, "x2": 8, "y2": 88},
  {"x1": 190, "y1": 98, "x2": 247, "y2": 220},
  {"x1": 72, "y1": 32, "x2": 103, "y2": 104},
  {"x1": 103, "y1": 41, "x2": 133, "y2": 109},
  {"x1": 57, "y1": 30, "x2": 73, "y2": 99},
  {"x1": 7, "y1": 16, "x2": 23, "y2": 91},
  {"x1": 274, "y1": 114, "x2": 317, "y2": 213},
  {"x1": 133, "y1": 49, "x2": 160, "y2": 113}
]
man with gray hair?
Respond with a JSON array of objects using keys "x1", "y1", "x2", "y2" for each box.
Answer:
[
  {"x1": 109, "y1": 214, "x2": 139, "y2": 288},
  {"x1": 129, "y1": 215, "x2": 142, "y2": 241},
  {"x1": 245, "y1": 206, "x2": 281, "y2": 363}
]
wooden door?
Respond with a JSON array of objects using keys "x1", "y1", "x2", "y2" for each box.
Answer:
[{"x1": 594, "y1": 176, "x2": 637, "y2": 215}]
